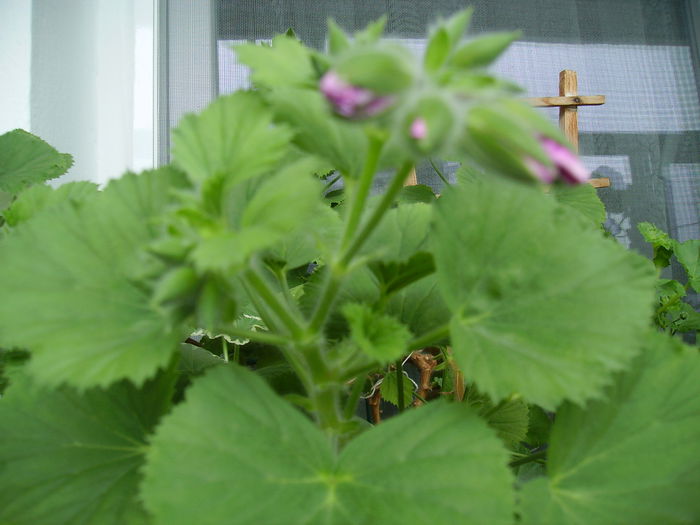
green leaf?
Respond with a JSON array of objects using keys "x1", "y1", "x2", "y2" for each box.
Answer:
[
  {"x1": 433, "y1": 178, "x2": 655, "y2": 409},
  {"x1": 342, "y1": 302, "x2": 411, "y2": 362},
  {"x1": 0, "y1": 366, "x2": 175, "y2": 525},
  {"x1": 179, "y1": 343, "x2": 225, "y2": 376},
  {"x1": 673, "y1": 239, "x2": 700, "y2": 291},
  {"x1": 240, "y1": 158, "x2": 323, "y2": 242},
  {"x1": 0, "y1": 129, "x2": 73, "y2": 194},
  {"x1": 638, "y1": 221, "x2": 674, "y2": 269},
  {"x1": 235, "y1": 35, "x2": 316, "y2": 89},
  {"x1": 0, "y1": 168, "x2": 190, "y2": 389},
  {"x1": 638, "y1": 221, "x2": 673, "y2": 249},
  {"x1": 370, "y1": 251, "x2": 436, "y2": 296},
  {"x1": 190, "y1": 158, "x2": 323, "y2": 273},
  {"x1": 524, "y1": 405, "x2": 552, "y2": 447},
  {"x1": 380, "y1": 367, "x2": 415, "y2": 407},
  {"x1": 265, "y1": 88, "x2": 367, "y2": 177},
  {"x1": 519, "y1": 333, "x2": 700, "y2": 525},
  {"x1": 2, "y1": 181, "x2": 97, "y2": 227},
  {"x1": 424, "y1": 27, "x2": 451, "y2": 72},
  {"x1": 670, "y1": 301, "x2": 700, "y2": 332},
  {"x1": 361, "y1": 202, "x2": 432, "y2": 262},
  {"x1": 443, "y1": 8, "x2": 474, "y2": 47},
  {"x1": 327, "y1": 19, "x2": 351, "y2": 55},
  {"x1": 466, "y1": 393, "x2": 529, "y2": 448},
  {"x1": 450, "y1": 31, "x2": 521, "y2": 69},
  {"x1": 354, "y1": 15, "x2": 387, "y2": 44},
  {"x1": 552, "y1": 182, "x2": 606, "y2": 227},
  {"x1": 172, "y1": 91, "x2": 293, "y2": 185},
  {"x1": 268, "y1": 203, "x2": 342, "y2": 269},
  {"x1": 142, "y1": 364, "x2": 515, "y2": 524},
  {"x1": 397, "y1": 184, "x2": 437, "y2": 204}
]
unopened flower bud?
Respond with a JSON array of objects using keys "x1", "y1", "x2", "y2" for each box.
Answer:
[
  {"x1": 527, "y1": 137, "x2": 590, "y2": 185},
  {"x1": 410, "y1": 117, "x2": 428, "y2": 140},
  {"x1": 319, "y1": 71, "x2": 393, "y2": 118}
]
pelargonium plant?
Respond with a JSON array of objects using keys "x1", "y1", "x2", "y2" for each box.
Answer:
[{"x1": 0, "y1": 9, "x2": 699, "y2": 525}]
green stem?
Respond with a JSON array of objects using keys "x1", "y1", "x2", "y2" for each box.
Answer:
[
  {"x1": 408, "y1": 323, "x2": 450, "y2": 351},
  {"x1": 340, "y1": 161, "x2": 414, "y2": 267},
  {"x1": 343, "y1": 376, "x2": 367, "y2": 420},
  {"x1": 509, "y1": 449, "x2": 547, "y2": 468},
  {"x1": 245, "y1": 266, "x2": 304, "y2": 339},
  {"x1": 307, "y1": 266, "x2": 342, "y2": 333},
  {"x1": 232, "y1": 343, "x2": 240, "y2": 364},
  {"x1": 396, "y1": 360, "x2": 406, "y2": 411},
  {"x1": 340, "y1": 135, "x2": 384, "y2": 250},
  {"x1": 312, "y1": 384, "x2": 345, "y2": 450},
  {"x1": 221, "y1": 338, "x2": 229, "y2": 362}
]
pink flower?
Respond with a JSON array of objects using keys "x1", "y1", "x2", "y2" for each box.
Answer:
[
  {"x1": 410, "y1": 117, "x2": 428, "y2": 140},
  {"x1": 319, "y1": 71, "x2": 393, "y2": 118},
  {"x1": 527, "y1": 137, "x2": 590, "y2": 185}
]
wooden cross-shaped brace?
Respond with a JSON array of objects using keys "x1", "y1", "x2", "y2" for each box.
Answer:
[{"x1": 526, "y1": 69, "x2": 609, "y2": 188}]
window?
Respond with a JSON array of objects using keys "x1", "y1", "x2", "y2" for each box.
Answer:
[{"x1": 161, "y1": 0, "x2": 700, "y2": 260}]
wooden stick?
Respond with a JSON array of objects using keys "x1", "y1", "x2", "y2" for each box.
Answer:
[
  {"x1": 526, "y1": 95, "x2": 605, "y2": 107},
  {"x1": 559, "y1": 70, "x2": 579, "y2": 153}
]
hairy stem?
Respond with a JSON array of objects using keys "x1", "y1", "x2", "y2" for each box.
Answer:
[
  {"x1": 307, "y1": 161, "x2": 414, "y2": 335},
  {"x1": 396, "y1": 359, "x2": 406, "y2": 412},
  {"x1": 245, "y1": 265, "x2": 304, "y2": 339},
  {"x1": 343, "y1": 375, "x2": 367, "y2": 420},
  {"x1": 340, "y1": 134, "x2": 384, "y2": 250},
  {"x1": 509, "y1": 449, "x2": 547, "y2": 468},
  {"x1": 339, "y1": 161, "x2": 414, "y2": 267}
]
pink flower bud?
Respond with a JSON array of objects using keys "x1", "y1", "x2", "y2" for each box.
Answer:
[
  {"x1": 319, "y1": 71, "x2": 393, "y2": 118},
  {"x1": 410, "y1": 117, "x2": 428, "y2": 140},
  {"x1": 527, "y1": 137, "x2": 590, "y2": 185}
]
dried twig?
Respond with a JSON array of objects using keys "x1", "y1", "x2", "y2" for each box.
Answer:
[{"x1": 409, "y1": 351, "x2": 437, "y2": 406}]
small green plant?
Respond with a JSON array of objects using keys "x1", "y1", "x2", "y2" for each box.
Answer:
[
  {"x1": 638, "y1": 221, "x2": 700, "y2": 335},
  {"x1": 0, "y1": 10, "x2": 699, "y2": 525}
]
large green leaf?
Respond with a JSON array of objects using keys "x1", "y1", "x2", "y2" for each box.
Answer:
[
  {"x1": 551, "y1": 182, "x2": 606, "y2": 227},
  {"x1": 171, "y1": 92, "x2": 293, "y2": 185},
  {"x1": 519, "y1": 333, "x2": 700, "y2": 525},
  {"x1": 433, "y1": 178, "x2": 655, "y2": 409},
  {"x1": 387, "y1": 273, "x2": 451, "y2": 338},
  {"x1": 0, "y1": 168, "x2": 189, "y2": 389},
  {"x1": 0, "y1": 129, "x2": 73, "y2": 193},
  {"x1": 190, "y1": 158, "x2": 324, "y2": 273},
  {"x1": 638, "y1": 221, "x2": 674, "y2": 269},
  {"x1": 3, "y1": 181, "x2": 98, "y2": 227},
  {"x1": 0, "y1": 366, "x2": 175, "y2": 525},
  {"x1": 465, "y1": 391, "x2": 529, "y2": 448},
  {"x1": 673, "y1": 239, "x2": 700, "y2": 292},
  {"x1": 142, "y1": 364, "x2": 514, "y2": 524},
  {"x1": 361, "y1": 202, "x2": 432, "y2": 262}
]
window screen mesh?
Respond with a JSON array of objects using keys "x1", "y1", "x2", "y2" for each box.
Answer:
[{"x1": 163, "y1": 0, "x2": 700, "y2": 260}]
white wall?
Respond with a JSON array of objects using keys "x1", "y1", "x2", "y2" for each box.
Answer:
[
  {"x1": 0, "y1": 1, "x2": 32, "y2": 133},
  {"x1": 0, "y1": 0, "x2": 155, "y2": 185}
]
